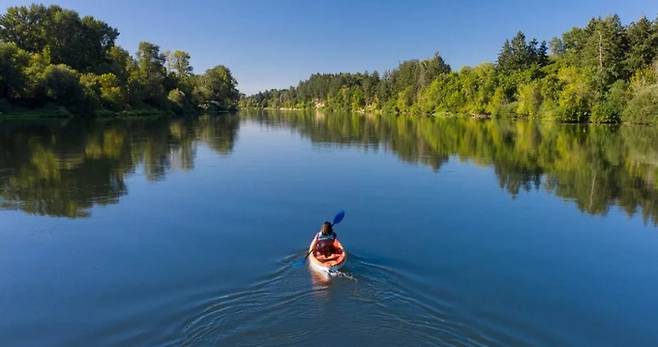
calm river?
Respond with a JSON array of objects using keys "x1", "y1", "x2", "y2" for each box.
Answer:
[{"x1": 1, "y1": 111, "x2": 657, "y2": 346}]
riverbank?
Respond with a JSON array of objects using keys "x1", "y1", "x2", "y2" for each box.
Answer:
[
  {"x1": 238, "y1": 106, "x2": 658, "y2": 126},
  {"x1": 0, "y1": 104, "x2": 241, "y2": 121},
  {"x1": 0, "y1": 106, "x2": 177, "y2": 121}
]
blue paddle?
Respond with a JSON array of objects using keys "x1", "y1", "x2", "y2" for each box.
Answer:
[
  {"x1": 332, "y1": 210, "x2": 345, "y2": 226},
  {"x1": 303, "y1": 210, "x2": 345, "y2": 261}
]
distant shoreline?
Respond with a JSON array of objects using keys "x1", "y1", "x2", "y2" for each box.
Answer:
[{"x1": 237, "y1": 106, "x2": 658, "y2": 126}]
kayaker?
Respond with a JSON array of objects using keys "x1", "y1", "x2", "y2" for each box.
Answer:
[{"x1": 314, "y1": 221, "x2": 337, "y2": 256}]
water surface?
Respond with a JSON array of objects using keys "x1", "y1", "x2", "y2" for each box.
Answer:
[{"x1": 1, "y1": 111, "x2": 657, "y2": 346}]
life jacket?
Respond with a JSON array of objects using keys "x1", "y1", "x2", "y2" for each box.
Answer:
[{"x1": 315, "y1": 231, "x2": 337, "y2": 255}]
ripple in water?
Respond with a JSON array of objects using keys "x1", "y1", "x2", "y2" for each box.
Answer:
[{"x1": 181, "y1": 252, "x2": 509, "y2": 346}]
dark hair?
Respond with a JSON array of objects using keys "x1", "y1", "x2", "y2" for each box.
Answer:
[{"x1": 321, "y1": 221, "x2": 333, "y2": 234}]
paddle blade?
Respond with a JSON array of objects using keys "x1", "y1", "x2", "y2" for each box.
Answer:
[{"x1": 332, "y1": 210, "x2": 345, "y2": 226}]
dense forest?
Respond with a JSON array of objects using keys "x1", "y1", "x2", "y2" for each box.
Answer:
[
  {"x1": 0, "y1": 4, "x2": 240, "y2": 117},
  {"x1": 241, "y1": 15, "x2": 658, "y2": 125}
]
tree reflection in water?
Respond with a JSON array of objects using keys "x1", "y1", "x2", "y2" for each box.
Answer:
[
  {"x1": 248, "y1": 110, "x2": 658, "y2": 225},
  {"x1": 1, "y1": 110, "x2": 656, "y2": 225},
  {"x1": 0, "y1": 115, "x2": 239, "y2": 217}
]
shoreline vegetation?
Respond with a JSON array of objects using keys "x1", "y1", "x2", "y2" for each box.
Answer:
[
  {"x1": 1, "y1": 5, "x2": 656, "y2": 126},
  {"x1": 0, "y1": 4, "x2": 240, "y2": 119},
  {"x1": 241, "y1": 14, "x2": 658, "y2": 126}
]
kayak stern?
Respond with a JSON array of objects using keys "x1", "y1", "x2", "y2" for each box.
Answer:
[{"x1": 307, "y1": 239, "x2": 347, "y2": 275}]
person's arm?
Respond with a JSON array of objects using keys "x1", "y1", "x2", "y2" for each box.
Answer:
[
  {"x1": 305, "y1": 233, "x2": 319, "y2": 258},
  {"x1": 310, "y1": 233, "x2": 319, "y2": 251}
]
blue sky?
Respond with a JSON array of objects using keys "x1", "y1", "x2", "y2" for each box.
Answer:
[{"x1": 3, "y1": 1, "x2": 657, "y2": 94}]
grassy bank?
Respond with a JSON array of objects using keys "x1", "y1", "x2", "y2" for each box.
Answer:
[{"x1": 0, "y1": 104, "x2": 178, "y2": 121}]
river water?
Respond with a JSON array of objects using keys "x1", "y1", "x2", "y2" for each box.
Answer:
[{"x1": 1, "y1": 111, "x2": 657, "y2": 346}]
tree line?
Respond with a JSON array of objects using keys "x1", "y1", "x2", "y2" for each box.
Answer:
[
  {"x1": 241, "y1": 15, "x2": 658, "y2": 125},
  {"x1": 0, "y1": 4, "x2": 240, "y2": 117}
]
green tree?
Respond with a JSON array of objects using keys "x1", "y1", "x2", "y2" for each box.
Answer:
[
  {"x1": 623, "y1": 84, "x2": 658, "y2": 124},
  {"x1": 625, "y1": 17, "x2": 658, "y2": 72},
  {"x1": 167, "y1": 50, "x2": 193, "y2": 79},
  {"x1": 591, "y1": 80, "x2": 630, "y2": 123},
  {"x1": 135, "y1": 41, "x2": 167, "y2": 107},
  {"x1": 40, "y1": 64, "x2": 90, "y2": 112},
  {"x1": 0, "y1": 42, "x2": 30, "y2": 101},
  {"x1": 556, "y1": 66, "x2": 595, "y2": 122},
  {"x1": 194, "y1": 65, "x2": 239, "y2": 112},
  {"x1": 516, "y1": 81, "x2": 543, "y2": 117},
  {"x1": 497, "y1": 31, "x2": 548, "y2": 72},
  {"x1": 0, "y1": 4, "x2": 118, "y2": 72},
  {"x1": 577, "y1": 16, "x2": 629, "y2": 91},
  {"x1": 79, "y1": 73, "x2": 125, "y2": 110},
  {"x1": 549, "y1": 37, "x2": 565, "y2": 56},
  {"x1": 106, "y1": 46, "x2": 133, "y2": 85}
]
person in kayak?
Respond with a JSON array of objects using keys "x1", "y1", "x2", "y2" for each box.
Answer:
[{"x1": 314, "y1": 221, "x2": 337, "y2": 256}]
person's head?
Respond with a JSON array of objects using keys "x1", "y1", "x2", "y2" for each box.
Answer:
[{"x1": 320, "y1": 221, "x2": 333, "y2": 235}]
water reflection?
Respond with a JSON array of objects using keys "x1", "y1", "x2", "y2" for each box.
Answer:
[
  {"x1": 0, "y1": 115, "x2": 239, "y2": 217},
  {"x1": 247, "y1": 110, "x2": 658, "y2": 225},
  {"x1": 1, "y1": 111, "x2": 657, "y2": 224}
]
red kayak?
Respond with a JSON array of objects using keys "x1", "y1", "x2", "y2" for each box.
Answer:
[{"x1": 307, "y1": 238, "x2": 347, "y2": 274}]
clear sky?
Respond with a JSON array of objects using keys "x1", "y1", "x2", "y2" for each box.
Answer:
[{"x1": 2, "y1": 1, "x2": 657, "y2": 94}]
